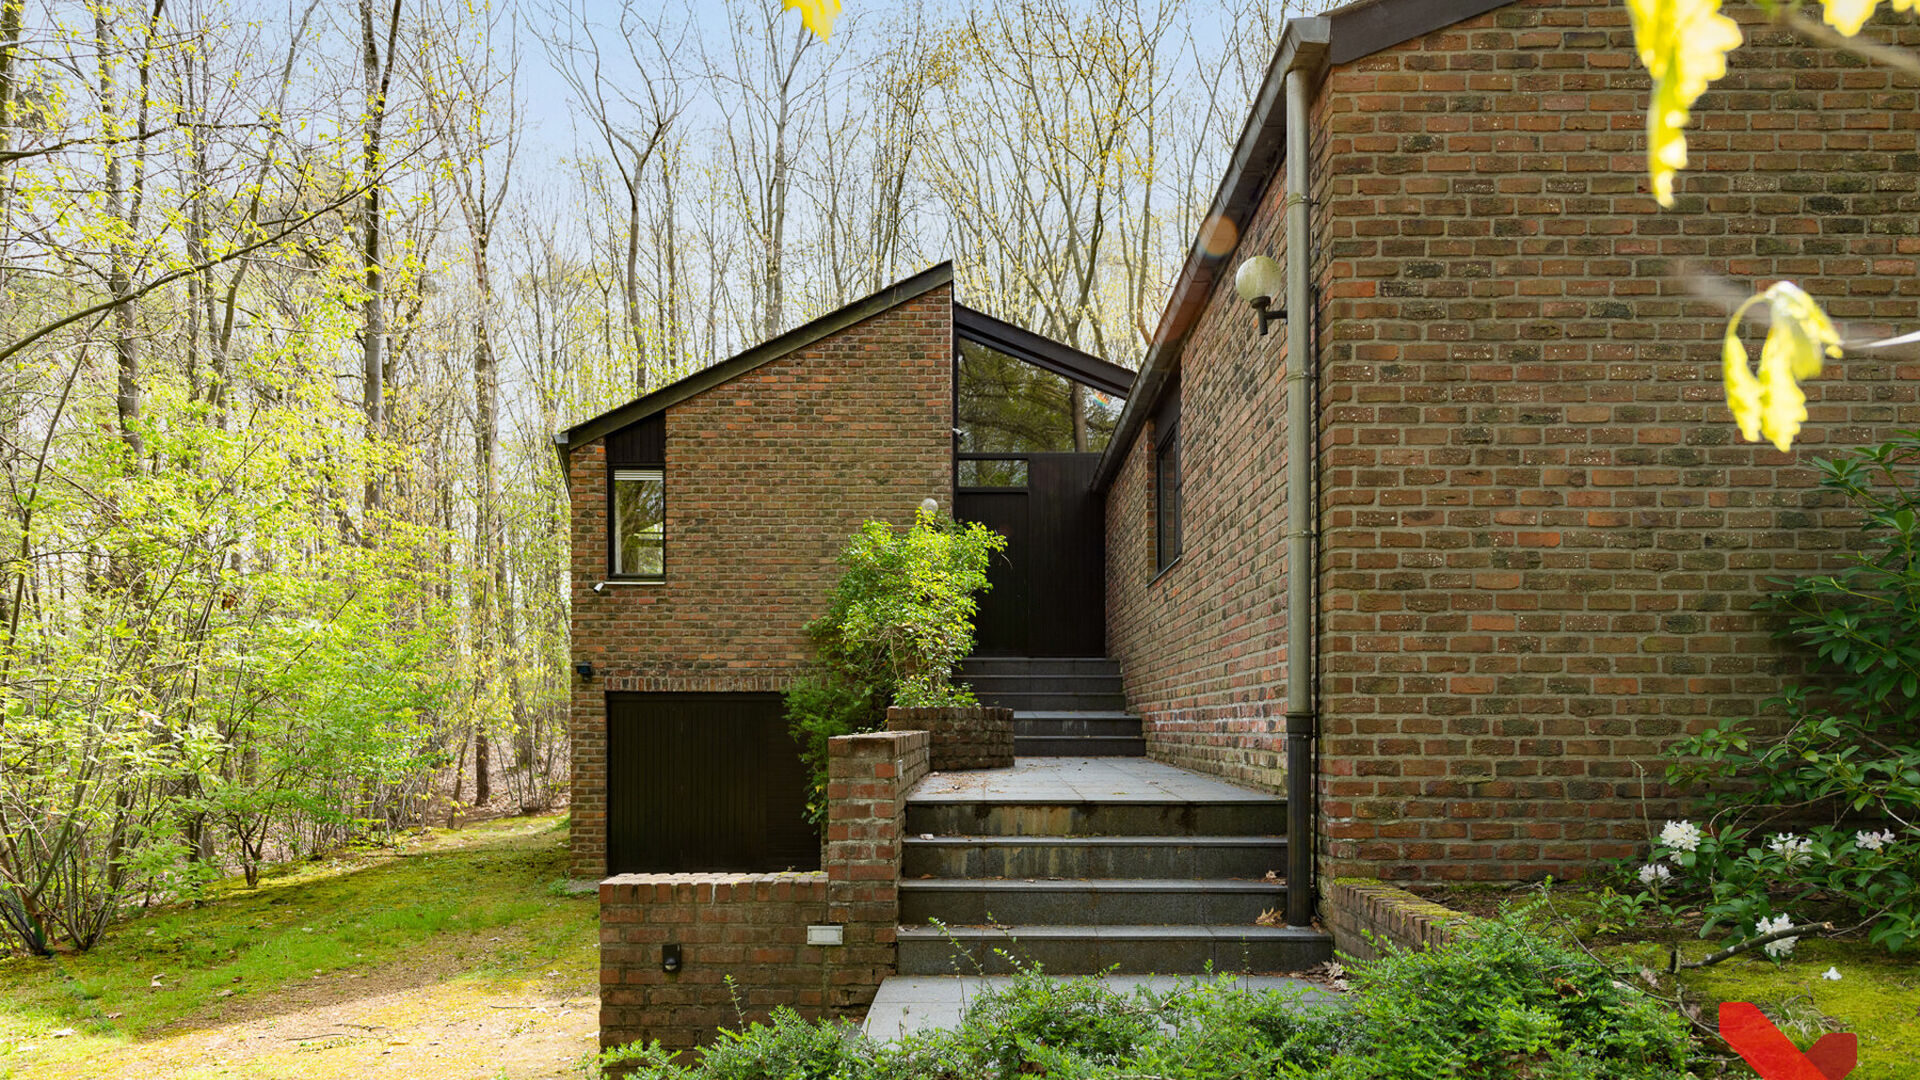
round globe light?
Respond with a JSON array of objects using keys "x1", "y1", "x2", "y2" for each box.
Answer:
[{"x1": 1234, "y1": 255, "x2": 1284, "y2": 307}]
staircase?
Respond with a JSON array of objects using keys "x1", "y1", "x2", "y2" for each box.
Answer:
[
  {"x1": 895, "y1": 758, "x2": 1333, "y2": 975},
  {"x1": 961, "y1": 656, "x2": 1144, "y2": 757}
]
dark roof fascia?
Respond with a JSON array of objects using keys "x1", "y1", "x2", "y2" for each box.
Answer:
[
  {"x1": 1090, "y1": 19, "x2": 1329, "y2": 492},
  {"x1": 554, "y1": 262, "x2": 956, "y2": 456},
  {"x1": 1326, "y1": 0, "x2": 1514, "y2": 65},
  {"x1": 952, "y1": 304, "x2": 1137, "y2": 399}
]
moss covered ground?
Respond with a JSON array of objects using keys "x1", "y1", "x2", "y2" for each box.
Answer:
[{"x1": 0, "y1": 814, "x2": 598, "y2": 1079}]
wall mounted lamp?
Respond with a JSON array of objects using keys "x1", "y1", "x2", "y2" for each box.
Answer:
[
  {"x1": 573, "y1": 661, "x2": 595, "y2": 681},
  {"x1": 661, "y1": 942, "x2": 682, "y2": 974},
  {"x1": 1235, "y1": 255, "x2": 1286, "y2": 336}
]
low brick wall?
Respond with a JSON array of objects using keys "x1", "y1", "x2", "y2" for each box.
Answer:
[
  {"x1": 886, "y1": 706, "x2": 1013, "y2": 770},
  {"x1": 599, "y1": 729, "x2": 930, "y2": 1054},
  {"x1": 1323, "y1": 878, "x2": 1482, "y2": 965},
  {"x1": 600, "y1": 873, "x2": 835, "y2": 1052}
]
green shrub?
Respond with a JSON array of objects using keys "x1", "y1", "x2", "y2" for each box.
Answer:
[
  {"x1": 787, "y1": 507, "x2": 1005, "y2": 822},
  {"x1": 590, "y1": 918, "x2": 1689, "y2": 1079},
  {"x1": 1657, "y1": 431, "x2": 1920, "y2": 953},
  {"x1": 1332, "y1": 913, "x2": 1689, "y2": 1080}
]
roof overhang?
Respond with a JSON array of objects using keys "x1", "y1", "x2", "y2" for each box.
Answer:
[
  {"x1": 954, "y1": 304, "x2": 1136, "y2": 398},
  {"x1": 1090, "y1": 0, "x2": 1515, "y2": 491},
  {"x1": 554, "y1": 262, "x2": 956, "y2": 460}
]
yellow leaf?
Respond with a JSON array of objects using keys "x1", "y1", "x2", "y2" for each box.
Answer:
[
  {"x1": 1722, "y1": 326, "x2": 1763, "y2": 445},
  {"x1": 1824, "y1": 0, "x2": 1920, "y2": 39},
  {"x1": 1824, "y1": 0, "x2": 1880, "y2": 33},
  {"x1": 1626, "y1": 0, "x2": 1743, "y2": 206},
  {"x1": 1722, "y1": 282, "x2": 1842, "y2": 452},
  {"x1": 783, "y1": 0, "x2": 841, "y2": 41}
]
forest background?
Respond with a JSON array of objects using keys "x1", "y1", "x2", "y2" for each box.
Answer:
[{"x1": 0, "y1": 0, "x2": 1308, "y2": 955}]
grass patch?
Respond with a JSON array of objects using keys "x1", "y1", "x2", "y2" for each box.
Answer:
[{"x1": 0, "y1": 813, "x2": 596, "y2": 1079}]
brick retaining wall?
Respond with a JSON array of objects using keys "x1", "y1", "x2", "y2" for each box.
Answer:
[
  {"x1": 1324, "y1": 878, "x2": 1482, "y2": 964},
  {"x1": 598, "y1": 729, "x2": 930, "y2": 1053},
  {"x1": 886, "y1": 706, "x2": 1014, "y2": 770}
]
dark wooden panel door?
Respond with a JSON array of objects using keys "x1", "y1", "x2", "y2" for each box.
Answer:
[
  {"x1": 1027, "y1": 454, "x2": 1106, "y2": 657},
  {"x1": 958, "y1": 453, "x2": 1104, "y2": 657},
  {"x1": 957, "y1": 489, "x2": 1029, "y2": 655},
  {"x1": 605, "y1": 692, "x2": 819, "y2": 874}
]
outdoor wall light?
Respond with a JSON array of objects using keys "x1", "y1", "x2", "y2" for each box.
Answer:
[
  {"x1": 1234, "y1": 255, "x2": 1286, "y2": 336},
  {"x1": 573, "y1": 661, "x2": 595, "y2": 681},
  {"x1": 661, "y1": 942, "x2": 682, "y2": 974}
]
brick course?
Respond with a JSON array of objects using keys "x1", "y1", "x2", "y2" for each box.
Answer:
[
  {"x1": 569, "y1": 288, "x2": 954, "y2": 877},
  {"x1": 1108, "y1": 0, "x2": 1920, "y2": 886},
  {"x1": 1324, "y1": 878, "x2": 1481, "y2": 964}
]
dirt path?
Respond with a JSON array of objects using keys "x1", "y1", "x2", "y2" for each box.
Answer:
[
  {"x1": 0, "y1": 816, "x2": 602, "y2": 1080},
  {"x1": 73, "y1": 971, "x2": 598, "y2": 1080}
]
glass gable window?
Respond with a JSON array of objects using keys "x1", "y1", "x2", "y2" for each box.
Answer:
[
  {"x1": 612, "y1": 468, "x2": 664, "y2": 578},
  {"x1": 956, "y1": 339, "x2": 1125, "y2": 455}
]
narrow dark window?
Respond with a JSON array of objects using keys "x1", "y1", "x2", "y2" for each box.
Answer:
[
  {"x1": 1155, "y1": 419, "x2": 1182, "y2": 573},
  {"x1": 612, "y1": 468, "x2": 665, "y2": 579}
]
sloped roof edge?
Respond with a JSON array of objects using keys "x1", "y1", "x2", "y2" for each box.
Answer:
[
  {"x1": 555, "y1": 261, "x2": 956, "y2": 455},
  {"x1": 1091, "y1": 0, "x2": 1513, "y2": 491}
]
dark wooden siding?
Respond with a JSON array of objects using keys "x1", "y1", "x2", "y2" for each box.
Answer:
[
  {"x1": 959, "y1": 452, "x2": 1104, "y2": 657},
  {"x1": 605, "y1": 692, "x2": 819, "y2": 873},
  {"x1": 606, "y1": 414, "x2": 665, "y2": 466}
]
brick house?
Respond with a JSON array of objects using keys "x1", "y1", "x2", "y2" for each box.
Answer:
[
  {"x1": 557, "y1": 266, "x2": 1134, "y2": 880},
  {"x1": 562, "y1": 0, "x2": 1919, "y2": 913}
]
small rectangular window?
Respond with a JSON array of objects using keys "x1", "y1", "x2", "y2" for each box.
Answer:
[
  {"x1": 613, "y1": 468, "x2": 664, "y2": 578},
  {"x1": 1155, "y1": 420, "x2": 1182, "y2": 573}
]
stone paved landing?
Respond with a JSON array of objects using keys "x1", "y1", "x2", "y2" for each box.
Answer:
[
  {"x1": 863, "y1": 974, "x2": 1328, "y2": 1040},
  {"x1": 908, "y1": 756, "x2": 1275, "y2": 804}
]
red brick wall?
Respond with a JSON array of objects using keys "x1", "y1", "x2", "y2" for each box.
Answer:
[
  {"x1": 1108, "y1": 0, "x2": 1920, "y2": 885},
  {"x1": 1104, "y1": 191, "x2": 1297, "y2": 793},
  {"x1": 1317, "y1": 0, "x2": 1920, "y2": 881},
  {"x1": 598, "y1": 730, "x2": 929, "y2": 1054},
  {"x1": 570, "y1": 289, "x2": 954, "y2": 877}
]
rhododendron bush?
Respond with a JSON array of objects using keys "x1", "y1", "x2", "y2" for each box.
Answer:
[{"x1": 1633, "y1": 433, "x2": 1920, "y2": 954}]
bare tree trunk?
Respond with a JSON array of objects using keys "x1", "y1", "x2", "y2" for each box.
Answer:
[
  {"x1": 94, "y1": 10, "x2": 141, "y2": 463},
  {"x1": 359, "y1": 0, "x2": 400, "y2": 512},
  {"x1": 0, "y1": 0, "x2": 24, "y2": 301}
]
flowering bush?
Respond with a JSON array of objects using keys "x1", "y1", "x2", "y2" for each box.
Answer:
[{"x1": 1632, "y1": 434, "x2": 1920, "y2": 954}]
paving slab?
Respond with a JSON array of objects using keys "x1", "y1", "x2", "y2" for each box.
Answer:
[
  {"x1": 908, "y1": 757, "x2": 1278, "y2": 804},
  {"x1": 863, "y1": 973, "x2": 1330, "y2": 1040}
]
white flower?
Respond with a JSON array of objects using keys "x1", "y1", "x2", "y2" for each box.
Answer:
[
  {"x1": 1660, "y1": 820, "x2": 1702, "y2": 856},
  {"x1": 1757, "y1": 914, "x2": 1799, "y2": 958},
  {"x1": 1769, "y1": 833, "x2": 1814, "y2": 866},
  {"x1": 1637, "y1": 863, "x2": 1672, "y2": 887},
  {"x1": 1856, "y1": 829, "x2": 1896, "y2": 853},
  {"x1": 1822, "y1": 967, "x2": 1842, "y2": 981}
]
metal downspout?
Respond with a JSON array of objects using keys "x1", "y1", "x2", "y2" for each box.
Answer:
[{"x1": 1283, "y1": 64, "x2": 1317, "y2": 929}]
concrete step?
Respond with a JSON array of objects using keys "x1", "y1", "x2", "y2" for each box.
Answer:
[
  {"x1": 906, "y1": 799, "x2": 1286, "y2": 838},
  {"x1": 972, "y1": 691, "x2": 1129, "y2": 712},
  {"x1": 961, "y1": 657, "x2": 1121, "y2": 679},
  {"x1": 902, "y1": 835, "x2": 1288, "y2": 880},
  {"x1": 1015, "y1": 735, "x2": 1146, "y2": 757},
  {"x1": 1013, "y1": 712, "x2": 1141, "y2": 738},
  {"x1": 967, "y1": 674, "x2": 1125, "y2": 697},
  {"x1": 896, "y1": 924, "x2": 1334, "y2": 976},
  {"x1": 900, "y1": 878, "x2": 1287, "y2": 927}
]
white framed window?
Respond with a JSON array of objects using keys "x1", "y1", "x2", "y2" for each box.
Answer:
[{"x1": 612, "y1": 468, "x2": 664, "y2": 579}]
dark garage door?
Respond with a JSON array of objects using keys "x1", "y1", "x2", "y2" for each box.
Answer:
[{"x1": 605, "y1": 692, "x2": 819, "y2": 873}]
